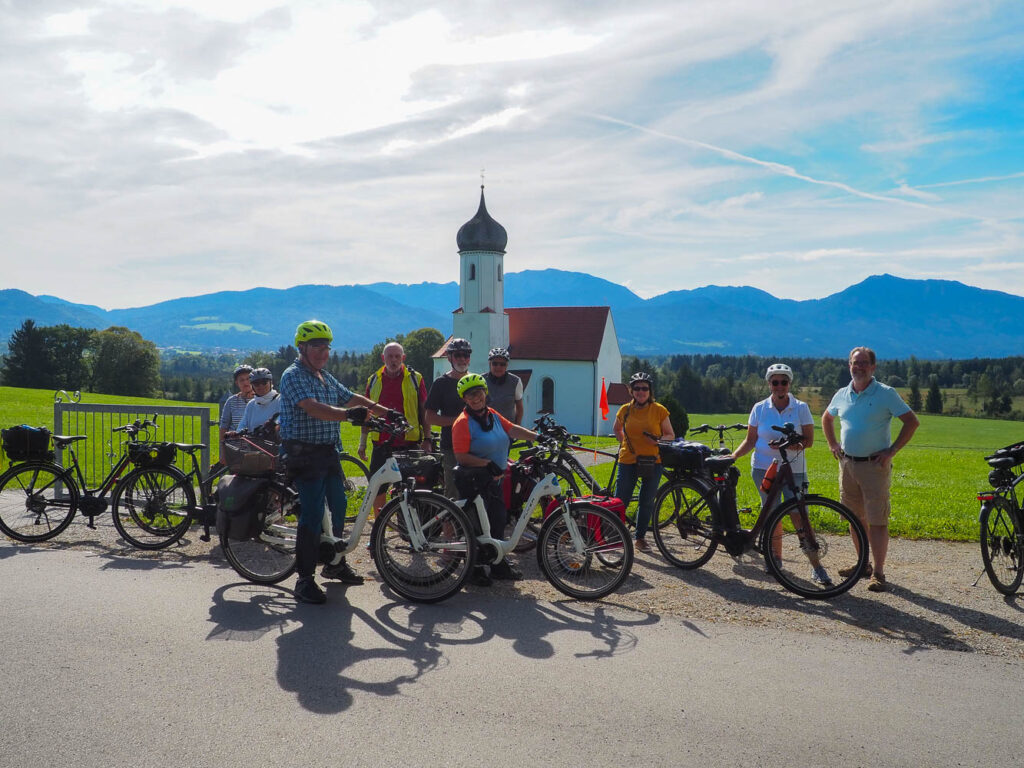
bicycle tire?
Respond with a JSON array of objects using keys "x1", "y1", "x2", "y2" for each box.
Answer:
[
  {"x1": 980, "y1": 496, "x2": 1024, "y2": 595},
  {"x1": 340, "y1": 453, "x2": 371, "y2": 522},
  {"x1": 651, "y1": 478, "x2": 719, "y2": 569},
  {"x1": 372, "y1": 490, "x2": 477, "y2": 603},
  {"x1": 220, "y1": 482, "x2": 299, "y2": 584},
  {"x1": 536, "y1": 500, "x2": 634, "y2": 600},
  {"x1": 0, "y1": 461, "x2": 79, "y2": 542},
  {"x1": 763, "y1": 495, "x2": 868, "y2": 599},
  {"x1": 111, "y1": 465, "x2": 196, "y2": 550}
]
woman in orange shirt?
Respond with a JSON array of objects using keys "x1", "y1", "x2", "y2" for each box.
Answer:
[{"x1": 613, "y1": 372, "x2": 674, "y2": 552}]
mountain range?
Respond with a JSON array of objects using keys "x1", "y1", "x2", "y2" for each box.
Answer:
[{"x1": 2, "y1": 271, "x2": 1022, "y2": 359}]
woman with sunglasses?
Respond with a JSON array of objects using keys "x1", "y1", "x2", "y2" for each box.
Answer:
[
  {"x1": 729, "y1": 363, "x2": 815, "y2": 512},
  {"x1": 613, "y1": 372, "x2": 674, "y2": 552}
]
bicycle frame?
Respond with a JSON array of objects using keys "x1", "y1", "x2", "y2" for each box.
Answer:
[{"x1": 455, "y1": 472, "x2": 570, "y2": 564}]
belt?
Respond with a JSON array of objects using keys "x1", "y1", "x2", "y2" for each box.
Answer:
[{"x1": 843, "y1": 454, "x2": 874, "y2": 462}]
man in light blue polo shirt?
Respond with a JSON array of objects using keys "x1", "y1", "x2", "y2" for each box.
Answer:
[{"x1": 822, "y1": 346, "x2": 919, "y2": 593}]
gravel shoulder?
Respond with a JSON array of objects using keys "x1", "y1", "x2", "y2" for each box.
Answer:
[{"x1": 5, "y1": 517, "x2": 1022, "y2": 661}]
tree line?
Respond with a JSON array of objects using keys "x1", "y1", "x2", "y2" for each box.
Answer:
[
  {"x1": 4, "y1": 319, "x2": 1021, "y2": 421},
  {"x1": 1, "y1": 319, "x2": 444, "y2": 403},
  {"x1": 624, "y1": 353, "x2": 1024, "y2": 421}
]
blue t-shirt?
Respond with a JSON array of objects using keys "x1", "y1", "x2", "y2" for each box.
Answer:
[
  {"x1": 279, "y1": 359, "x2": 353, "y2": 447},
  {"x1": 826, "y1": 379, "x2": 911, "y2": 457}
]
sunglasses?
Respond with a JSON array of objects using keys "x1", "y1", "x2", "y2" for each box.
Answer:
[
  {"x1": 307, "y1": 341, "x2": 330, "y2": 351},
  {"x1": 770, "y1": 379, "x2": 790, "y2": 386},
  {"x1": 490, "y1": 360, "x2": 508, "y2": 367},
  {"x1": 631, "y1": 386, "x2": 650, "y2": 392},
  {"x1": 451, "y1": 352, "x2": 471, "y2": 359}
]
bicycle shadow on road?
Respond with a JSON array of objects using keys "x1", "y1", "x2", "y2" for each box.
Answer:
[
  {"x1": 206, "y1": 581, "x2": 445, "y2": 715},
  {"x1": 373, "y1": 590, "x2": 661, "y2": 662}
]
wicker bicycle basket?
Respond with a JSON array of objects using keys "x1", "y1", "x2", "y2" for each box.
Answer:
[{"x1": 223, "y1": 436, "x2": 279, "y2": 476}]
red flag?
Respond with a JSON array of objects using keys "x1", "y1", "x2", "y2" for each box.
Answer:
[{"x1": 599, "y1": 377, "x2": 609, "y2": 421}]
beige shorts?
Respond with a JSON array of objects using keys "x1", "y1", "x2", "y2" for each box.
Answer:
[{"x1": 839, "y1": 457, "x2": 892, "y2": 527}]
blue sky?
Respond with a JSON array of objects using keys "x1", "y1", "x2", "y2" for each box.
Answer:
[{"x1": 1, "y1": 0, "x2": 1022, "y2": 308}]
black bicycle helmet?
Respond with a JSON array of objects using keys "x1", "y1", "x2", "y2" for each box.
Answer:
[
  {"x1": 233, "y1": 364, "x2": 254, "y2": 379},
  {"x1": 249, "y1": 367, "x2": 273, "y2": 384},
  {"x1": 488, "y1": 346, "x2": 510, "y2": 361},
  {"x1": 447, "y1": 338, "x2": 472, "y2": 355}
]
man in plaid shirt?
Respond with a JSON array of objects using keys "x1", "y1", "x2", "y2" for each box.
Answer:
[{"x1": 280, "y1": 320, "x2": 396, "y2": 605}]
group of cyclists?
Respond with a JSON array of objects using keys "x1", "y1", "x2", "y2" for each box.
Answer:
[{"x1": 220, "y1": 321, "x2": 915, "y2": 603}]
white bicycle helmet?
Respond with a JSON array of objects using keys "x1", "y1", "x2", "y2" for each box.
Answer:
[{"x1": 765, "y1": 363, "x2": 794, "y2": 383}]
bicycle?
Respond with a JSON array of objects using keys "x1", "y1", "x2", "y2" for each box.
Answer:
[
  {"x1": 651, "y1": 422, "x2": 869, "y2": 599},
  {"x1": 373, "y1": 435, "x2": 634, "y2": 603},
  {"x1": 0, "y1": 418, "x2": 194, "y2": 549},
  {"x1": 976, "y1": 440, "x2": 1024, "y2": 595},
  {"x1": 219, "y1": 414, "x2": 435, "y2": 586}
]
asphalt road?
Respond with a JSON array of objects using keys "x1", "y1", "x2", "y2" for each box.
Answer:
[{"x1": 2, "y1": 539, "x2": 1022, "y2": 768}]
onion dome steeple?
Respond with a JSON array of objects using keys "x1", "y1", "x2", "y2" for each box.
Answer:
[{"x1": 456, "y1": 186, "x2": 507, "y2": 253}]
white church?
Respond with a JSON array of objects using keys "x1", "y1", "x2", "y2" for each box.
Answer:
[{"x1": 432, "y1": 188, "x2": 627, "y2": 437}]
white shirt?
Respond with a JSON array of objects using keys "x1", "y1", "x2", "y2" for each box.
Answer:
[{"x1": 748, "y1": 395, "x2": 814, "y2": 472}]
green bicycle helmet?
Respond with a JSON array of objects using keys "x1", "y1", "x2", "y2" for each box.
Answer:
[
  {"x1": 457, "y1": 373, "x2": 488, "y2": 398},
  {"x1": 294, "y1": 320, "x2": 333, "y2": 346}
]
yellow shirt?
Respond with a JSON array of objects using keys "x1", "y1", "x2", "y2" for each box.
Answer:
[{"x1": 616, "y1": 401, "x2": 669, "y2": 464}]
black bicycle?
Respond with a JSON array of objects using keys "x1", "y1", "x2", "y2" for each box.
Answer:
[
  {"x1": 651, "y1": 423, "x2": 869, "y2": 599},
  {"x1": 0, "y1": 418, "x2": 194, "y2": 549},
  {"x1": 977, "y1": 440, "x2": 1024, "y2": 595},
  {"x1": 689, "y1": 422, "x2": 747, "y2": 455}
]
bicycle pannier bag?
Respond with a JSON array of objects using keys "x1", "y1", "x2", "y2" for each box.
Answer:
[
  {"x1": 1, "y1": 425, "x2": 52, "y2": 461},
  {"x1": 216, "y1": 475, "x2": 267, "y2": 540},
  {"x1": 128, "y1": 441, "x2": 177, "y2": 468},
  {"x1": 658, "y1": 439, "x2": 711, "y2": 472},
  {"x1": 394, "y1": 451, "x2": 442, "y2": 489}
]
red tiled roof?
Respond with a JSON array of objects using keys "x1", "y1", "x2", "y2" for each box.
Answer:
[
  {"x1": 506, "y1": 306, "x2": 610, "y2": 361},
  {"x1": 607, "y1": 382, "x2": 630, "y2": 405}
]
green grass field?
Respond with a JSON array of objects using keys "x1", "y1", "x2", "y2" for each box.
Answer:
[{"x1": 2, "y1": 387, "x2": 1020, "y2": 541}]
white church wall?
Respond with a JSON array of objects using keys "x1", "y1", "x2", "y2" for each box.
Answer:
[{"x1": 517, "y1": 359, "x2": 597, "y2": 436}]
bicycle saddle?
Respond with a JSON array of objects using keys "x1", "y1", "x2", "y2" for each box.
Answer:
[
  {"x1": 704, "y1": 455, "x2": 736, "y2": 472},
  {"x1": 50, "y1": 434, "x2": 88, "y2": 448}
]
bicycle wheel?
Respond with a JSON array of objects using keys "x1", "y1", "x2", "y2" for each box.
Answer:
[
  {"x1": 220, "y1": 483, "x2": 299, "y2": 584},
  {"x1": 651, "y1": 478, "x2": 719, "y2": 569},
  {"x1": 0, "y1": 462, "x2": 78, "y2": 542},
  {"x1": 340, "y1": 453, "x2": 371, "y2": 522},
  {"x1": 763, "y1": 495, "x2": 868, "y2": 599},
  {"x1": 537, "y1": 500, "x2": 634, "y2": 600},
  {"x1": 372, "y1": 490, "x2": 477, "y2": 603},
  {"x1": 112, "y1": 466, "x2": 196, "y2": 550},
  {"x1": 980, "y1": 496, "x2": 1024, "y2": 595}
]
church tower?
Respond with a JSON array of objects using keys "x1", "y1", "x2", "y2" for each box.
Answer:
[{"x1": 453, "y1": 186, "x2": 509, "y2": 372}]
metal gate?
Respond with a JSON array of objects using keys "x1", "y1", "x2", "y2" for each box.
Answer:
[{"x1": 53, "y1": 400, "x2": 214, "y2": 486}]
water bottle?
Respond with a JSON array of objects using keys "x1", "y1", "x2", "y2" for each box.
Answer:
[{"x1": 760, "y1": 459, "x2": 779, "y2": 492}]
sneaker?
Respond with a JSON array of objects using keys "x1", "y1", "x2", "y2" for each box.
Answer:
[
  {"x1": 490, "y1": 560, "x2": 523, "y2": 581},
  {"x1": 867, "y1": 573, "x2": 888, "y2": 592},
  {"x1": 321, "y1": 559, "x2": 365, "y2": 585},
  {"x1": 838, "y1": 562, "x2": 872, "y2": 579},
  {"x1": 811, "y1": 565, "x2": 833, "y2": 587},
  {"x1": 469, "y1": 566, "x2": 492, "y2": 587},
  {"x1": 294, "y1": 578, "x2": 326, "y2": 604},
  {"x1": 634, "y1": 537, "x2": 650, "y2": 552}
]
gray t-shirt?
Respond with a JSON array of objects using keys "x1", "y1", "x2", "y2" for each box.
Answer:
[{"x1": 484, "y1": 372, "x2": 523, "y2": 423}]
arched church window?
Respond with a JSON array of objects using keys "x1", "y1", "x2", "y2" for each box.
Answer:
[
  {"x1": 469, "y1": 263, "x2": 476, "y2": 280},
  {"x1": 541, "y1": 377, "x2": 554, "y2": 413}
]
